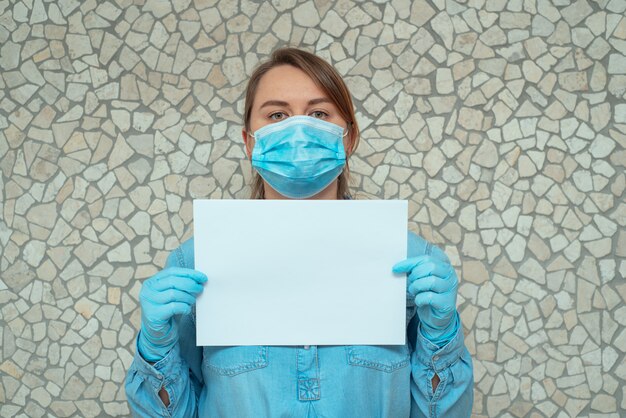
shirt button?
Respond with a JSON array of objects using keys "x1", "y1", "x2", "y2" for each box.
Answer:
[
  {"x1": 304, "y1": 345, "x2": 310, "y2": 350},
  {"x1": 433, "y1": 356, "x2": 439, "y2": 362}
]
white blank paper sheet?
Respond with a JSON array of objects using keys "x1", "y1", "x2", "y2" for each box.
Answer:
[{"x1": 193, "y1": 199, "x2": 408, "y2": 346}]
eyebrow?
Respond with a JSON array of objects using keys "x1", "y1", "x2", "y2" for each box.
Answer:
[{"x1": 259, "y1": 97, "x2": 332, "y2": 109}]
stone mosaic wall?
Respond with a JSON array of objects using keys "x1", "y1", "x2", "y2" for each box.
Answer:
[{"x1": 1, "y1": 0, "x2": 625, "y2": 416}]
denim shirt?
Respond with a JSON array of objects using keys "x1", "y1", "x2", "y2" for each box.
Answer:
[{"x1": 125, "y1": 232, "x2": 473, "y2": 417}]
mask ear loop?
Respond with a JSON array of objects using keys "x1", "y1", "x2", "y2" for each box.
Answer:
[
  {"x1": 342, "y1": 122, "x2": 354, "y2": 157},
  {"x1": 342, "y1": 121, "x2": 353, "y2": 138}
]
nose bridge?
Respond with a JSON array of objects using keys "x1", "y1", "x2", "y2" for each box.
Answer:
[{"x1": 253, "y1": 116, "x2": 346, "y2": 140}]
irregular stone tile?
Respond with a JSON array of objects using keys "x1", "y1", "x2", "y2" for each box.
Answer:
[
  {"x1": 435, "y1": 68, "x2": 454, "y2": 94},
  {"x1": 431, "y1": 12, "x2": 454, "y2": 49},
  {"x1": 561, "y1": 0, "x2": 594, "y2": 27},
  {"x1": 292, "y1": 2, "x2": 321, "y2": 27},
  {"x1": 607, "y1": 53, "x2": 626, "y2": 74},
  {"x1": 66, "y1": 34, "x2": 93, "y2": 59},
  {"x1": 458, "y1": 107, "x2": 484, "y2": 130},
  {"x1": 0, "y1": 40, "x2": 22, "y2": 72}
]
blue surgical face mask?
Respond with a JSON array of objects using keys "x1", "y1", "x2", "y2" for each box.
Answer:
[{"x1": 250, "y1": 115, "x2": 348, "y2": 199}]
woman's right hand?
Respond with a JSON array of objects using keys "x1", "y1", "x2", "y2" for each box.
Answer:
[{"x1": 137, "y1": 267, "x2": 207, "y2": 362}]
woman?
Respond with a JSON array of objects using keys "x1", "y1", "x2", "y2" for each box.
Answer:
[{"x1": 126, "y1": 47, "x2": 473, "y2": 417}]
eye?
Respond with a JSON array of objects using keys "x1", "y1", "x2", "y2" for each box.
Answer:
[
  {"x1": 269, "y1": 112, "x2": 288, "y2": 121},
  {"x1": 310, "y1": 110, "x2": 328, "y2": 119}
]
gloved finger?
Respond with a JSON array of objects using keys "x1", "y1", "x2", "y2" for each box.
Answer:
[
  {"x1": 142, "y1": 301, "x2": 194, "y2": 326},
  {"x1": 414, "y1": 291, "x2": 456, "y2": 312},
  {"x1": 141, "y1": 311, "x2": 173, "y2": 328},
  {"x1": 408, "y1": 276, "x2": 452, "y2": 295},
  {"x1": 148, "y1": 275, "x2": 206, "y2": 295},
  {"x1": 153, "y1": 267, "x2": 208, "y2": 284},
  {"x1": 163, "y1": 301, "x2": 193, "y2": 318},
  {"x1": 144, "y1": 288, "x2": 198, "y2": 306},
  {"x1": 392, "y1": 256, "x2": 429, "y2": 274},
  {"x1": 408, "y1": 261, "x2": 452, "y2": 283}
]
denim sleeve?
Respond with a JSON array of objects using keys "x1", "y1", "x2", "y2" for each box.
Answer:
[
  {"x1": 409, "y1": 314, "x2": 474, "y2": 418},
  {"x1": 406, "y1": 232, "x2": 474, "y2": 417},
  {"x1": 126, "y1": 342, "x2": 199, "y2": 417},
  {"x1": 125, "y1": 243, "x2": 202, "y2": 417}
]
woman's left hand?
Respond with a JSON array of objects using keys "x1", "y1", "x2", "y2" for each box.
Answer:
[{"x1": 393, "y1": 255, "x2": 459, "y2": 345}]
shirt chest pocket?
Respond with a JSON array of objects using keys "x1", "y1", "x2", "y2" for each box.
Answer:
[
  {"x1": 346, "y1": 344, "x2": 410, "y2": 373},
  {"x1": 203, "y1": 346, "x2": 269, "y2": 376}
]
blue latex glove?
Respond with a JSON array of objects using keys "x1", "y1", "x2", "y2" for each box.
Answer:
[
  {"x1": 393, "y1": 254, "x2": 459, "y2": 347},
  {"x1": 137, "y1": 267, "x2": 207, "y2": 362}
]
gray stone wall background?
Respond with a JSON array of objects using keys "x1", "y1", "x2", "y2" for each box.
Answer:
[{"x1": 0, "y1": 0, "x2": 624, "y2": 416}]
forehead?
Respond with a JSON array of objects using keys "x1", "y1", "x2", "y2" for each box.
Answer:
[{"x1": 254, "y1": 65, "x2": 328, "y2": 105}]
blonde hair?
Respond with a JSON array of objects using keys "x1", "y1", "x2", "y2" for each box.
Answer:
[{"x1": 243, "y1": 47, "x2": 360, "y2": 199}]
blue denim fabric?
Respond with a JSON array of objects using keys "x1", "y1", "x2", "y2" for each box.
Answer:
[{"x1": 126, "y1": 232, "x2": 473, "y2": 417}]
